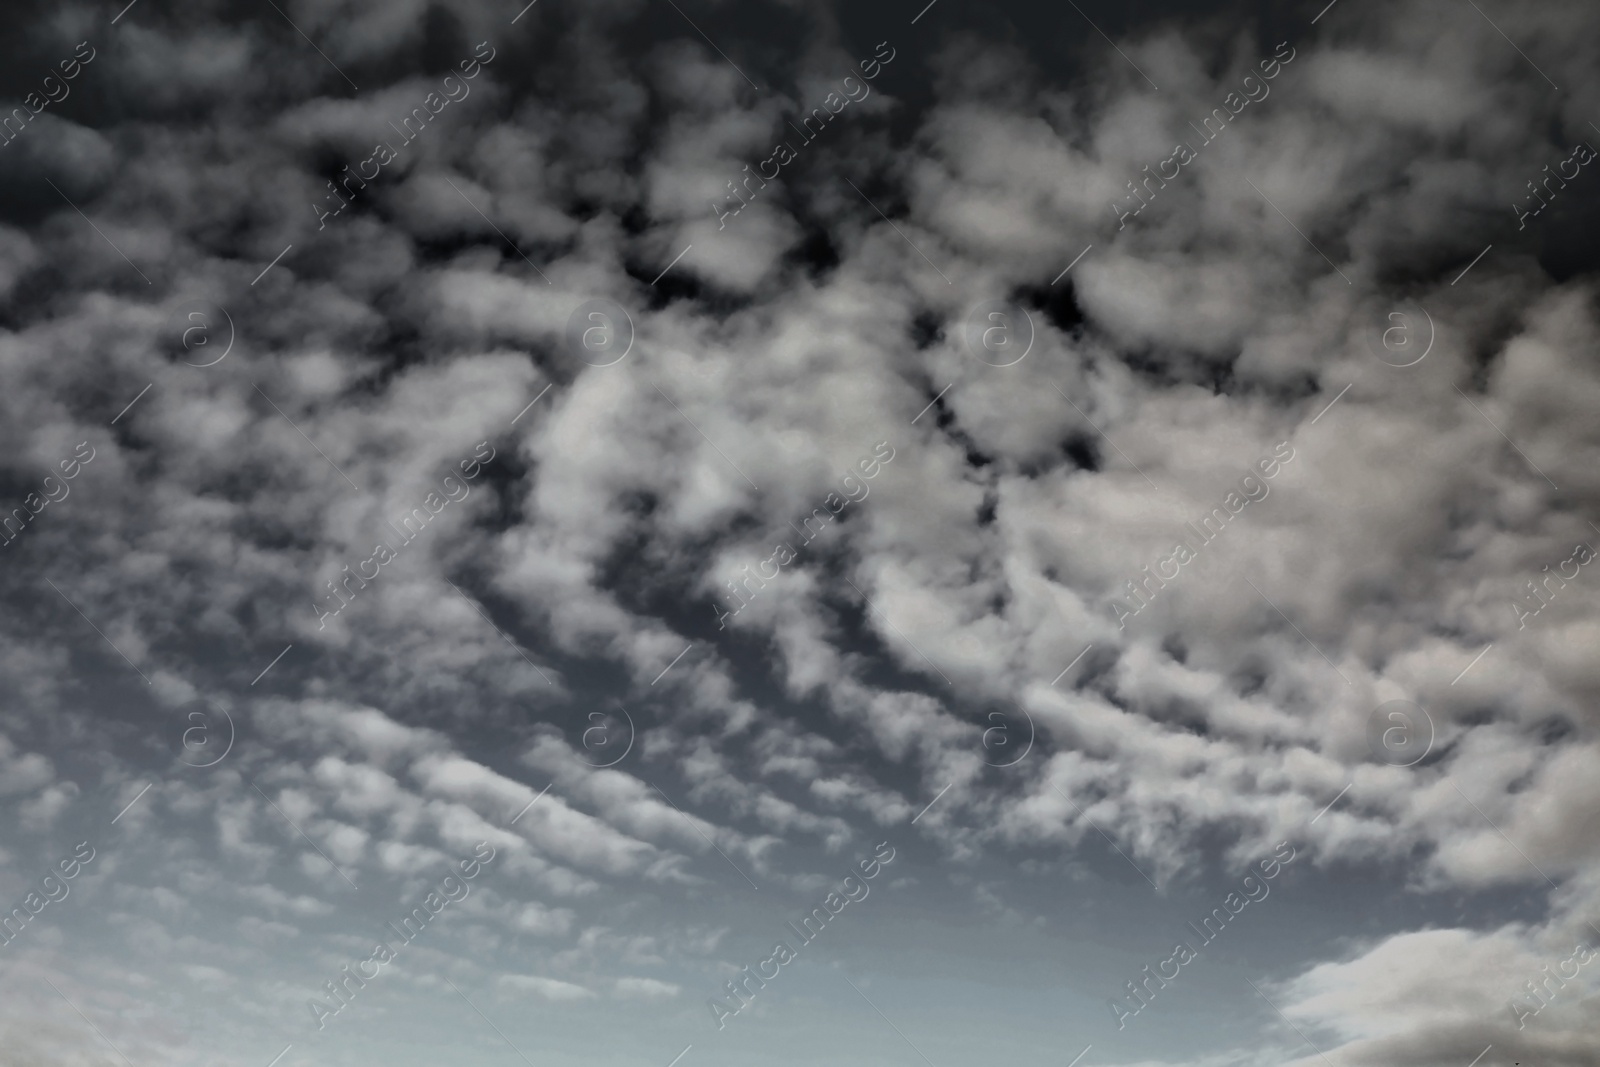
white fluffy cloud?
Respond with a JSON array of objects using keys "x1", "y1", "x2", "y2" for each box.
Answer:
[{"x1": 2, "y1": 0, "x2": 1599, "y2": 1064}]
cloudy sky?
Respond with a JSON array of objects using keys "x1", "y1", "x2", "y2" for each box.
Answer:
[{"x1": 2, "y1": 0, "x2": 1599, "y2": 1064}]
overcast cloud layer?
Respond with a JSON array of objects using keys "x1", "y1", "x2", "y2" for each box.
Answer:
[{"x1": 2, "y1": 0, "x2": 1599, "y2": 1065}]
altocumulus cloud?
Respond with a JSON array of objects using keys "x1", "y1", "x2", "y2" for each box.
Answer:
[{"x1": 1, "y1": 0, "x2": 1600, "y2": 1066}]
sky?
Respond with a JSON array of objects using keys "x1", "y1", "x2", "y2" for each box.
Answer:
[{"x1": 1, "y1": 0, "x2": 1599, "y2": 1065}]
